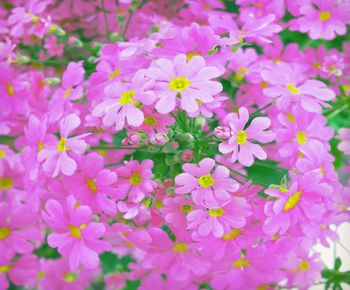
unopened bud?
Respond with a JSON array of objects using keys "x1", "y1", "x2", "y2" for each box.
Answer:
[
  {"x1": 214, "y1": 126, "x2": 232, "y2": 139},
  {"x1": 181, "y1": 150, "x2": 194, "y2": 162},
  {"x1": 150, "y1": 133, "x2": 168, "y2": 145}
]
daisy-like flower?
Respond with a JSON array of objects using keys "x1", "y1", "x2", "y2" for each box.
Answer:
[
  {"x1": 289, "y1": 0, "x2": 350, "y2": 40},
  {"x1": 38, "y1": 114, "x2": 89, "y2": 177},
  {"x1": 92, "y1": 69, "x2": 155, "y2": 131},
  {"x1": 147, "y1": 53, "x2": 223, "y2": 114},
  {"x1": 218, "y1": 107, "x2": 275, "y2": 167},
  {"x1": 175, "y1": 158, "x2": 239, "y2": 207},
  {"x1": 115, "y1": 160, "x2": 157, "y2": 203},
  {"x1": 187, "y1": 197, "x2": 251, "y2": 238},
  {"x1": 263, "y1": 171, "x2": 333, "y2": 236},
  {"x1": 42, "y1": 195, "x2": 110, "y2": 270},
  {"x1": 261, "y1": 62, "x2": 335, "y2": 112}
]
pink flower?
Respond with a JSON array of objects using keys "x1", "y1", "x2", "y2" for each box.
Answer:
[
  {"x1": 175, "y1": 158, "x2": 239, "y2": 207},
  {"x1": 0, "y1": 252, "x2": 38, "y2": 290},
  {"x1": 336, "y1": 128, "x2": 350, "y2": 155},
  {"x1": 0, "y1": 203, "x2": 42, "y2": 254},
  {"x1": 42, "y1": 195, "x2": 110, "y2": 270},
  {"x1": 115, "y1": 160, "x2": 157, "y2": 203},
  {"x1": 147, "y1": 54, "x2": 222, "y2": 114},
  {"x1": 38, "y1": 114, "x2": 88, "y2": 177},
  {"x1": 48, "y1": 61, "x2": 85, "y2": 122},
  {"x1": 218, "y1": 107, "x2": 275, "y2": 167},
  {"x1": 64, "y1": 152, "x2": 118, "y2": 215},
  {"x1": 263, "y1": 171, "x2": 333, "y2": 236},
  {"x1": 261, "y1": 62, "x2": 335, "y2": 112},
  {"x1": 187, "y1": 197, "x2": 251, "y2": 238},
  {"x1": 92, "y1": 70, "x2": 155, "y2": 131},
  {"x1": 289, "y1": 0, "x2": 350, "y2": 40}
]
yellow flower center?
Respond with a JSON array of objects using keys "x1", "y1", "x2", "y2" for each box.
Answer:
[
  {"x1": 222, "y1": 229, "x2": 241, "y2": 240},
  {"x1": 0, "y1": 177, "x2": 13, "y2": 190},
  {"x1": 198, "y1": 174, "x2": 215, "y2": 188},
  {"x1": 6, "y1": 83, "x2": 14, "y2": 96},
  {"x1": 37, "y1": 140, "x2": 44, "y2": 152},
  {"x1": 236, "y1": 130, "x2": 248, "y2": 145},
  {"x1": 284, "y1": 190, "x2": 303, "y2": 211},
  {"x1": 37, "y1": 271, "x2": 45, "y2": 279},
  {"x1": 181, "y1": 204, "x2": 193, "y2": 213},
  {"x1": 57, "y1": 137, "x2": 68, "y2": 153},
  {"x1": 233, "y1": 258, "x2": 250, "y2": 268},
  {"x1": 286, "y1": 112, "x2": 296, "y2": 123},
  {"x1": 172, "y1": 242, "x2": 188, "y2": 253},
  {"x1": 209, "y1": 208, "x2": 224, "y2": 217},
  {"x1": 129, "y1": 172, "x2": 142, "y2": 186},
  {"x1": 296, "y1": 131, "x2": 307, "y2": 145},
  {"x1": 186, "y1": 51, "x2": 201, "y2": 61},
  {"x1": 154, "y1": 200, "x2": 164, "y2": 209},
  {"x1": 64, "y1": 87, "x2": 72, "y2": 98},
  {"x1": 237, "y1": 66, "x2": 249, "y2": 74},
  {"x1": 0, "y1": 149, "x2": 6, "y2": 158},
  {"x1": 168, "y1": 76, "x2": 191, "y2": 92},
  {"x1": 119, "y1": 90, "x2": 138, "y2": 105},
  {"x1": 0, "y1": 227, "x2": 10, "y2": 240},
  {"x1": 299, "y1": 260, "x2": 309, "y2": 271},
  {"x1": 109, "y1": 68, "x2": 121, "y2": 80},
  {"x1": 32, "y1": 15, "x2": 39, "y2": 24},
  {"x1": 260, "y1": 81, "x2": 268, "y2": 88},
  {"x1": 68, "y1": 224, "x2": 86, "y2": 239},
  {"x1": 63, "y1": 272, "x2": 77, "y2": 282},
  {"x1": 86, "y1": 178, "x2": 97, "y2": 193},
  {"x1": 144, "y1": 115, "x2": 158, "y2": 126},
  {"x1": 319, "y1": 11, "x2": 331, "y2": 21},
  {"x1": 287, "y1": 83, "x2": 300, "y2": 95},
  {"x1": 0, "y1": 264, "x2": 11, "y2": 273}
]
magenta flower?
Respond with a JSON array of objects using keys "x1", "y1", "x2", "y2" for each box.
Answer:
[
  {"x1": 218, "y1": 107, "x2": 275, "y2": 167},
  {"x1": 48, "y1": 61, "x2": 85, "y2": 122},
  {"x1": 175, "y1": 158, "x2": 239, "y2": 207},
  {"x1": 187, "y1": 197, "x2": 251, "y2": 238},
  {"x1": 0, "y1": 252, "x2": 38, "y2": 290},
  {"x1": 0, "y1": 203, "x2": 42, "y2": 254},
  {"x1": 42, "y1": 195, "x2": 110, "y2": 270},
  {"x1": 261, "y1": 62, "x2": 335, "y2": 112},
  {"x1": 115, "y1": 160, "x2": 157, "y2": 203},
  {"x1": 147, "y1": 54, "x2": 222, "y2": 114},
  {"x1": 289, "y1": 0, "x2": 350, "y2": 40},
  {"x1": 263, "y1": 171, "x2": 333, "y2": 236},
  {"x1": 92, "y1": 70, "x2": 155, "y2": 131},
  {"x1": 38, "y1": 114, "x2": 88, "y2": 177},
  {"x1": 65, "y1": 152, "x2": 118, "y2": 215}
]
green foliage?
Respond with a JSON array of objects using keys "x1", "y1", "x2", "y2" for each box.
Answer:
[
  {"x1": 34, "y1": 243, "x2": 61, "y2": 259},
  {"x1": 322, "y1": 257, "x2": 350, "y2": 290}
]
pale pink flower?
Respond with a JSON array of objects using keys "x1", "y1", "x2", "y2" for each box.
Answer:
[
  {"x1": 38, "y1": 114, "x2": 88, "y2": 177},
  {"x1": 336, "y1": 128, "x2": 350, "y2": 155},
  {"x1": 175, "y1": 158, "x2": 239, "y2": 207},
  {"x1": 218, "y1": 107, "x2": 275, "y2": 167},
  {"x1": 289, "y1": 0, "x2": 350, "y2": 40},
  {"x1": 261, "y1": 62, "x2": 335, "y2": 112},
  {"x1": 187, "y1": 197, "x2": 251, "y2": 238},
  {"x1": 147, "y1": 54, "x2": 222, "y2": 114},
  {"x1": 42, "y1": 195, "x2": 110, "y2": 270}
]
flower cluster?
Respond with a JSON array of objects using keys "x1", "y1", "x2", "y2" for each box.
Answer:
[{"x1": 0, "y1": 0, "x2": 349, "y2": 289}]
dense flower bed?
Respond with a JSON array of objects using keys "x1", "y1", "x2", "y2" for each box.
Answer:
[{"x1": 0, "y1": 0, "x2": 350, "y2": 289}]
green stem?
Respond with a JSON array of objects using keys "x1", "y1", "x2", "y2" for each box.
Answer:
[
  {"x1": 250, "y1": 102, "x2": 273, "y2": 118},
  {"x1": 101, "y1": 0, "x2": 111, "y2": 40},
  {"x1": 326, "y1": 103, "x2": 348, "y2": 119}
]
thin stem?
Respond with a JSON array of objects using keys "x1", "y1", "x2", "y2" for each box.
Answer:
[
  {"x1": 101, "y1": 0, "x2": 111, "y2": 40},
  {"x1": 122, "y1": 0, "x2": 147, "y2": 38},
  {"x1": 326, "y1": 103, "x2": 348, "y2": 119},
  {"x1": 90, "y1": 146, "x2": 141, "y2": 150},
  {"x1": 250, "y1": 102, "x2": 273, "y2": 118}
]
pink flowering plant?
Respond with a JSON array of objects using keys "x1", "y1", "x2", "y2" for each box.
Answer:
[{"x1": 0, "y1": 0, "x2": 350, "y2": 289}]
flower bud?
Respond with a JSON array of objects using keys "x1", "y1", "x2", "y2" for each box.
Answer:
[
  {"x1": 150, "y1": 133, "x2": 168, "y2": 145},
  {"x1": 181, "y1": 150, "x2": 194, "y2": 162},
  {"x1": 214, "y1": 126, "x2": 232, "y2": 140}
]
